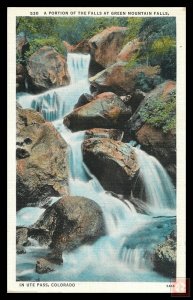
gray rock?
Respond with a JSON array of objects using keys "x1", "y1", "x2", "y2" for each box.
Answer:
[
  {"x1": 36, "y1": 258, "x2": 55, "y2": 274},
  {"x1": 16, "y1": 245, "x2": 26, "y2": 255},
  {"x1": 84, "y1": 128, "x2": 124, "y2": 141},
  {"x1": 83, "y1": 138, "x2": 139, "y2": 197},
  {"x1": 153, "y1": 230, "x2": 176, "y2": 277},
  {"x1": 16, "y1": 227, "x2": 29, "y2": 245},
  {"x1": 16, "y1": 106, "x2": 69, "y2": 210},
  {"x1": 32, "y1": 196, "x2": 106, "y2": 262},
  {"x1": 27, "y1": 46, "x2": 70, "y2": 93},
  {"x1": 74, "y1": 93, "x2": 93, "y2": 109},
  {"x1": 125, "y1": 80, "x2": 176, "y2": 182},
  {"x1": 64, "y1": 92, "x2": 131, "y2": 131}
]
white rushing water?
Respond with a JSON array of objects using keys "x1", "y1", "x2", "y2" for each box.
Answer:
[
  {"x1": 16, "y1": 53, "x2": 176, "y2": 281},
  {"x1": 134, "y1": 148, "x2": 176, "y2": 215},
  {"x1": 17, "y1": 53, "x2": 90, "y2": 121}
]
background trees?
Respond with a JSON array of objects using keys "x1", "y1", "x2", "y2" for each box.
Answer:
[{"x1": 16, "y1": 16, "x2": 176, "y2": 80}]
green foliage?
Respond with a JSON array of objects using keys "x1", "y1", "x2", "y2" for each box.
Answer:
[
  {"x1": 125, "y1": 52, "x2": 139, "y2": 69},
  {"x1": 55, "y1": 17, "x2": 127, "y2": 43},
  {"x1": 139, "y1": 91, "x2": 176, "y2": 133},
  {"x1": 151, "y1": 36, "x2": 175, "y2": 54},
  {"x1": 139, "y1": 17, "x2": 176, "y2": 40},
  {"x1": 160, "y1": 47, "x2": 176, "y2": 80},
  {"x1": 24, "y1": 37, "x2": 66, "y2": 60},
  {"x1": 149, "y1": 36, "x2": 176, "y2": 80},
  {"x1": 123, "y1": 18, "x2": 176, "y2": 80},
  {"x1": 16, "y1": 16, "x2": 176, "y2": 80},
  {"x1": 16, "y1": 17, "x2": 58, "y2": 38},
  {"x1": 16, "y1": 52, "x2": 25, "y2": 64},
  {"x1": 16, "y1": 16, "x2": 127, "y2": 56},
  {"x1": 125, "y1": 18, "x2": 144, "y2": 42},
  {"x1": 81, "y1": 17, "x2": 127, "y2": 40},
  {"x1": 138, "y1": 18, "x2": 176, "y2": 80},
  {"x1": 135, "y1": 72, "x2": 163, "y2": 92}
]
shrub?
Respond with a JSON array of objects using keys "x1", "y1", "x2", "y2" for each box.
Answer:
[
  {"x1": 124, "y1": 18, "x2": 144, "y2": 44},
  {"x1": 149, "y1": 37, "x2": 176, "y2": 80},
  {"x1": 125, "y1": 52, "x2": 140, "y2": 69},
  {"x1": 139, "y1": 91, "x2": 176, "y2": 133},
  {"x1": 24, "y1": 37, "x2": 67, "y2": 61}
]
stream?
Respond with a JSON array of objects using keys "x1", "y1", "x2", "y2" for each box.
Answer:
[{"x1": 16, "y1": 53, "x2": 176, "y2": 282}]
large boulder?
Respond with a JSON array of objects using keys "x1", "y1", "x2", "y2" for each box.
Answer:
[
  {"x1": 153, "y1": 230, "x2": 176, "y2": 277},
  {"x1": 82, "y1": 138, "x2": 139, "y2": 196},
  {"x1": 16, "y1": 106, "x2": 69, "y2": 210},
  {"x1": 27, "y1": 46, "x2": 70, "y2": 93},
  {"x1": 126, "y1": 81, "x2": 176, "y2": 181},
  {"x1": 117, "y1": 38, "x2": 142, "y2": 62},
  {"x1": 89, "y1": 26, "x2": 128, "y2": 68},
  {"x1": 89, "y1": 62, "x2": 161, "y2": 96},
  {"x1": 63, "y1": 92, "x2": 131, "y2": 131},
  {"x1": 16, "y1": 106, "x2": 45, "y2": 133},
  {"x1": 32, "y1": 196, "x2": 105, "y2": 264},
  {"x1": 85, "y1": 128, "x2": 124, "y2": 141}
]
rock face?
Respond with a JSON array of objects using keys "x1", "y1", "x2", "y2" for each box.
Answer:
[
  {"x1": 85, "y1": 128, "x2": 124, "y2": 141},
  {"x1": 82, "y1": 138, "x2": 139, "y2": 196},
  {"x1": 16, "y1": 106, "x2": 69, "y2": 210},
  {"x1": 16, "y1": 227, "x2": 30, "y2": 254},
  {"x1": 63, "y1": 92, "x2": 131, "y2": 131},
  {"x1": 153, "y1": 230, "x2": 176, "y2": 277},
  {"x1": 127, "y1": 80, "x2": 176, "y2": 133},
  {"x1": 72, "y1": 40, "x2": 91, "y2": 54},
  {"x1": 16, "y1": 227, "x2": 29, "y2": 246},
  {"x1": 89, "y1": 62, "x2": 161, "y2": 96},
  {"x1": 63, "y1": 41, "x2": 74, "y2": 52},
  {"x1": 27, "y1": 46, "x2": 70, "y2": 93},
  {"x1": 117, "y1": 38, "x2": 142, "y2": 62},
  {"x1": 136, "y1": 125, "x2": 176, "y2": 180},
  {"x1": 16, "y1": 245, "x2": 26, "y2": 254},
  {"x1": 16, "y1": 33, "x2": 29, "y2": 57},
  {"x1": 32, "y1": 196, "x2": 105, "y2": 262},
  {"x1": 126, "y1": 90, "x2": 146, "y2": 114},
  {"x1": 74, "y1": 93, "x2": 93, "y2": 109},
  {"x1": 126, "y1": 81, "x2": 176, "y2": 180},
  {"x1": 63, "y1": 40, "x2": 90, "y2": 54},
  {"x1": 16, "y1": 64, "x2": 27, "y2": 92},
  {"x1": 89, "y1": 27, "x2": 128, "y2": 68}
]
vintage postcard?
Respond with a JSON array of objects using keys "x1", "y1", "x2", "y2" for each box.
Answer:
[{"x1": 7, "y1": 7, "x2": 186, "y2": 293}]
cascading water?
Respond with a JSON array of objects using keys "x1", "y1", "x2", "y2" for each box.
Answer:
[
  {"x1": 16, "y1": 53, "x2": 176, "y2": 281},
  {"x1": 67, "y1": 53, "x2": 91, "y2": 83},
  {"x1": 134, "y1": 148, "x2": 176, "y2": 214},
  {"x1": 17, "y1": 53, "x2": 90, "y2": 121},
  {"x1": 53, "y1": 120, "x2": 139, "y2": 236}
]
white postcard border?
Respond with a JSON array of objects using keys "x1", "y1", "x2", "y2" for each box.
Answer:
[{"x1": 7, "y1": 6, "x2": 186, "y2": 293}]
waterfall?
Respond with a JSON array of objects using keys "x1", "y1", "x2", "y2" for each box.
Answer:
[
  {"x1": 53, "y1": 119, "x2": 138, "y2": 236},
  {"x1": 16, "y1": 53, "x2": 176, "y2": 282},
  {"x1": 134, "y1": 148, "x2": 176, "y2": 214},
  {"x1": 121, "y1": 248, "x2": 149, "y2": 270},
  {"x1": 17, "y1": 53, "x2": 91, "y2": 121},
  {"x1": 67, "y1": 53, "x2": 91, "y2": 83}
]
